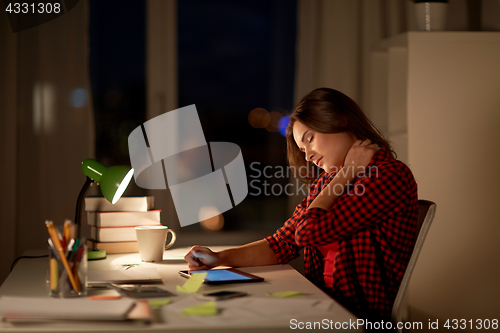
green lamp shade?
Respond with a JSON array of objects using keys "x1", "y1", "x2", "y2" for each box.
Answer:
[{"x1": 81, "y1": 158, "x2": 134, "y2": 204}]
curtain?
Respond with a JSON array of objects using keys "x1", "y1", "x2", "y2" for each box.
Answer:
[
  {"x1": 146, "y1": 0, "x2": 180, "y2": 232},
  {"x1": 0, "y1": 10, "x2": 19, "y2": 284},
  {"x1": 0, "y1": 2, "x2": 94, "y2": 283},
  {"x1": 294, "y1": 0, "x2": 499, "y2": 110}
]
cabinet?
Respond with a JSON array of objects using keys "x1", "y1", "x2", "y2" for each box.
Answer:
[{"x1": 367, "y1": 32, "x2": 500, "y2": 325}]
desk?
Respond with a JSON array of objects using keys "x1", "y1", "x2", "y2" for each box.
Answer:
[{"x1": 0, "y1": 247, "x2": 362, "y2": 332}]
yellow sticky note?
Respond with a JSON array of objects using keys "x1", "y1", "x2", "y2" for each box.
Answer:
[
  {"x1": 148, "y1": 299, "x2": 172, "y2": 309},
  {"x1": 176, "y1": 272, "x2": 207, "y2": 293},
  {"x1": 182, "y1": 301, "x2": 218, "y2": 316},
  {"x1": 267, "y1": 291, "x2": 302, "y2": 298}
]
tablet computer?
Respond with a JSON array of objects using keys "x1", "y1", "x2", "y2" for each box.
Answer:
[{"x1": 178, "y1": 268, "x2": 264, "y2": 285}]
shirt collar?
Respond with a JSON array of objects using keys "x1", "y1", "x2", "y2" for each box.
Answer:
[
  {"x1": 368, "y1": 146, "x2": 391, "y2": 167},
  {"x1": 367, "y1": 147, "x2": 392, "y2": 167}
]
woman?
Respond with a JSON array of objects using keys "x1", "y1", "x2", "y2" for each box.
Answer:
[{"x1": 184, "y1": 88, "x2": 418, "y2": 321}]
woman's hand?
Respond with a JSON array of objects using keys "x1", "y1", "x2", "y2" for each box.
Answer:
[
  {"x1": 184, "y1": 240, "x2": 278, "y2": 270},
  {"x1": 343, "y1": 139, "x2": 381, "y2": 172},
  {"x1": 184, "y1": 246, "x2": 221, "y2": 270},
  {"x1": 308, "y1": 140, "x2": 380, "y2": 211}
]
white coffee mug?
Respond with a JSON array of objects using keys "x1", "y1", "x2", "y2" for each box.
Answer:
[{"x1": 135, "y1": 226, "x2": 177, "y2": 262}]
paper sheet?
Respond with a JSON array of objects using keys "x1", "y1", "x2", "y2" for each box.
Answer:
[{"x1": 162, "y1": 296, "x2": 334, "y2": 326}]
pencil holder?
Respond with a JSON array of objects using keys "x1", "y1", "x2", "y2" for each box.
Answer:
[{"x1": 48, "y1": 242, "x2": 88, "y2": 297}]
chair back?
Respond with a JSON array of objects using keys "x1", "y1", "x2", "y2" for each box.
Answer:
[{"x1": 391, "y1": 200, "x2": 436, "y2": 330}]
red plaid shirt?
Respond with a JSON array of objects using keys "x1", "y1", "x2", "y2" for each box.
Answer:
[{"x1": 265, "y1": 148, "x2": 418, "y2": 319}]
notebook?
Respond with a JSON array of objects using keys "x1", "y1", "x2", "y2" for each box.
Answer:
[
  {"x1": 0, "y1": 296, "x2": 136, "y2": 321},
  {"x1": 87, "y1": 268, "x2": 163, "y2": 287}
]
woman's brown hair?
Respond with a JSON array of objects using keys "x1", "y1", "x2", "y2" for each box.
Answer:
[{"x1": 286, "y1": 88, "x2": 395, "y2": 183}]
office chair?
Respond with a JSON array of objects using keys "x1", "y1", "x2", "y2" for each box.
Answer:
[{"x1": 391, "y1": 200, "x2": 437, "y2": 332}]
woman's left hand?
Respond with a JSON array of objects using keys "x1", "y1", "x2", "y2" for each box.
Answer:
[
  {"x1": 343, "y1": 139, "x2": 381, "y2": 171},
  {"x1": 308, "y1": 140, "x2": 381, "y2": 211}
]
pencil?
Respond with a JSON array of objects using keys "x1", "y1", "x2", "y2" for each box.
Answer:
[
  {"x1": 50, "y1": 257, "x2": 59, "y2": 290},
  {"x1": 63, "y1": 219, "x2": 73, "y2": 244},
  {"x1": 45, "y1": 220, "x2": 80, "y2": 291}
]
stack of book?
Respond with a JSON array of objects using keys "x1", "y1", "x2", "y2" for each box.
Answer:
[{"x1": 85, "y1": 196, "x2": 161, "y2": 254}]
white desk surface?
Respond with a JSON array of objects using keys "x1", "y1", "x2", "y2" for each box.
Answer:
[{"x1": 0, "y1": 247, "x2": 362, "y2": 332}]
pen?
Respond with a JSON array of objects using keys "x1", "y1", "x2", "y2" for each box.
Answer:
[
  {"x1": 72, "y1": 238, "x2": 81, "y2": 252},
  {"x1": 70, "y1": 243, "x2": 84, "y2": 268},
  {"x1": 45, "y1": 220, "x2": 80, "y2": 291},
  {"x1": 67, "y1": 238, "x2": 81, "y2": 263},
  {"x1": 66, "y1": 238, "x2": 75, "y2": 256}
]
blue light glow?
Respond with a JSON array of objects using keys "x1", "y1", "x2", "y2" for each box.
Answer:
[
  {"x1": 278, "y1": 115, "x2": 290, "y2": 136},
  {"x1": 71, "y1": 88, "x2": 87, "y2": 107}
]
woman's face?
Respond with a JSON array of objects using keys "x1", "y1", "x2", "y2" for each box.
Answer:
[{"x1": 292, "y1": 121, "x2": 356, "y2": 173}]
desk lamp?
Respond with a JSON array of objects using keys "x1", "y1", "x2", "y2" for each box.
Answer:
[{"x1": 75, "y1": 158, "x2": 134, "y2": 260}]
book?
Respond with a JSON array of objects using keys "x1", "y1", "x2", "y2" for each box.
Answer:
[
  {"x1": 90, "y1": 224, "x2": 161, "y2": 242},
  {"x1": 87, "y1": 240, "x2": 139, "y2": 254},
  {"x1": 85, "y1": 196, "x2": 154, "y2": 212},
  {"x1": 87, "y1": 210, "x2": 161, "y2": 227},
  {"x1": 87, "y1": 268, "x2": 163, "y2": 287}
]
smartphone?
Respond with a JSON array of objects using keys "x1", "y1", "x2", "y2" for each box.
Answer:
[
  {"x1": 111, "y1": 284, "x2": 175, "y2": 298},
  {"x1": 195, "y1": 290, "x2": 248, "y2": 301}
]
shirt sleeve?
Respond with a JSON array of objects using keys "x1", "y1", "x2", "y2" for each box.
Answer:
[
  {"x1": 294, "y1": 161, "x2": 413, "y2": 247},
  {"x1": 265, "y1": 197, "x2": 306, "y2": 264}
]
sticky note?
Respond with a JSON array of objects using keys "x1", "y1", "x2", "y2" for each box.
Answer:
[
  {"x1": 176, "y1": 272, "x2": 207, "y2": 293},
  {"x1": 182, "y1": 301, "x2": 218, "y2": 316},
  {"x1": 148, "y1": 299, "x2": 172, "y2": 309},
  {"x1": 267, "y1": 291, "x2": 302, "y2": 298}
]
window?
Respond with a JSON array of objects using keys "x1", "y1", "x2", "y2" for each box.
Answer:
[
  {"x1": 89, "y1": 0, "x2": 297, "y2": 234},
  {"x1": 178, "y1": 0, "x2": 297, "y2": 233}
]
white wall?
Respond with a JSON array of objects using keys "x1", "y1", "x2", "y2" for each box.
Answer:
[
  {"x1": 406, "y1": 33, "x2": 500, "y2": 329},
  {"x1": 368, "y1": 32, "x2": 500, "y2": 331}
]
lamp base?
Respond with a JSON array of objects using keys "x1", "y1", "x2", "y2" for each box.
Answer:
[{"x1": 88, "y1": 249, "x2": 107, "y2": 260}]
